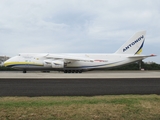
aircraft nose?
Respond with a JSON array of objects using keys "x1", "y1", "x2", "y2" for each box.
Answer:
[{"x1": 3, "y1": 61, "x2": 8, "y2": 67}]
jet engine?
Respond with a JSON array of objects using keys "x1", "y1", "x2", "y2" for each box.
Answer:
[
  {"x1": 43, "y1": 60, "x2": 52, "y2": 67},
  {"x1": 44, "y1": 60, "x2": 64, "y2": 68},
  {"x1": 51, "y1": 60, "x2": 64, "y2": 68}
]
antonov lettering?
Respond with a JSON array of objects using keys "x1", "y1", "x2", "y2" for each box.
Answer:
[{"x1": 123, "y1": 35, "x2": 144, "y2": 52}]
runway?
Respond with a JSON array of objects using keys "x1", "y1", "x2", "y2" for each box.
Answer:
[
  {"x1": 0, "y1": 78, "x2": 160, "y2": 96},
  {"x1": 0, "y1": 71, "x2": 160, "y2": 96}
]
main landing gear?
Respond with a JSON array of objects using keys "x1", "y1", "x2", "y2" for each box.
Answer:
[{"x1": 63, "y1": 70, "x2": 82, "y2": 73}]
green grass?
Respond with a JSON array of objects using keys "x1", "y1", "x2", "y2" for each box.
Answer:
[{"x1": 0, "y1": 95, "x2": 160, "y2": 120}]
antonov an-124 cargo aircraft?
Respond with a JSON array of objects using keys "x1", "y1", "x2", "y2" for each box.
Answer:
[{"x1": 4, "y1": 31, "x2": 156, "y2": 73}]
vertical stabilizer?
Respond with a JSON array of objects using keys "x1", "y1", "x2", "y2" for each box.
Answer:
[{"x1": 115, "y1": 31, "x2": 146, "y2": 55}]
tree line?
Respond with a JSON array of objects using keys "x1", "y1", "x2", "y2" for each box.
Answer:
[{"x1": 110, "y1": 61, "x2": 160, "y2": 70}]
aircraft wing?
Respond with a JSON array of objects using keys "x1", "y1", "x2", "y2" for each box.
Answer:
[{"x1": 45, "y1": 54, "x2": 94, "y2": 62}]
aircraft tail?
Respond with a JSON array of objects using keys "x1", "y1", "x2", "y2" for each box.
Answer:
[{"x1": 115, "y1": 31, "x2": 146, "y2": 55}]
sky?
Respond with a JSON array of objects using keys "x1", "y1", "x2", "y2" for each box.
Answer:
[{"x1": 0, "y1": 0, "x2": 160, "y2": 63}]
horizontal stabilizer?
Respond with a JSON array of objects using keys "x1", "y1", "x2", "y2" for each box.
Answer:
[{"x1": 128, "y1": 54, "x2": 156, "y2": 59}]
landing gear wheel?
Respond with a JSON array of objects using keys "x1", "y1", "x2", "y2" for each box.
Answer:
[
  {"x1": 23, "y1": 70, "x2": 27, "y2": 73},
  {"x1": 64, "y1": 70, "x2": 82, "y2": 73}
]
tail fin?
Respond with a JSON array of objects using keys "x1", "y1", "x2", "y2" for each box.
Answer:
[{"x1": 115, "y1": 31, "x2": 146, "y2": 55}]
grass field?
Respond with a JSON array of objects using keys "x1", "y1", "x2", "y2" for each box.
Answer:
[{"x1": 0, "y1": 95, "x2": 160, "y2": 120}]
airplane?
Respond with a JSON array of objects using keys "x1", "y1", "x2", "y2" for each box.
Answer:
[{"x1": 3, "y1": 31, "x2": 156, "y2": 73}]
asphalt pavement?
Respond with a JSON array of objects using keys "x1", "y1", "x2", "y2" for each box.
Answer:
[{"x1": 0, "y1": 78, "x2": 160, "y2": 96}]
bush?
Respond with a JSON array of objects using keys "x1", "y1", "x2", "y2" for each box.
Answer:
[{"x1": 0, "y1": 66, "x2": 16, "y2": 71}]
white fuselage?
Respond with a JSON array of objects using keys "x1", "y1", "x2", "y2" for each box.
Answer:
[{"x1": 4, "y1": 53, "x2": 144, "y2": 71}]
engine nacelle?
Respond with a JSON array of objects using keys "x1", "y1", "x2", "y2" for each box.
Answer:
[
  {"x1": 43, "y1": 60, "x2": 52, "y2": 67},
  {"x1": 51, "y1": 60, "x2": 64, "y2": 68}
]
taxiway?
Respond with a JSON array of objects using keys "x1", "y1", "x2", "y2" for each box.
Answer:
[{"x1": 0, "y1": 70, "x2": 160, "y2": 79}]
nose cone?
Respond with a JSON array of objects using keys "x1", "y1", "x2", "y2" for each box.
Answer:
[{"x1": 3, "y1": 60, "x2": 9, "y2": 67}]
